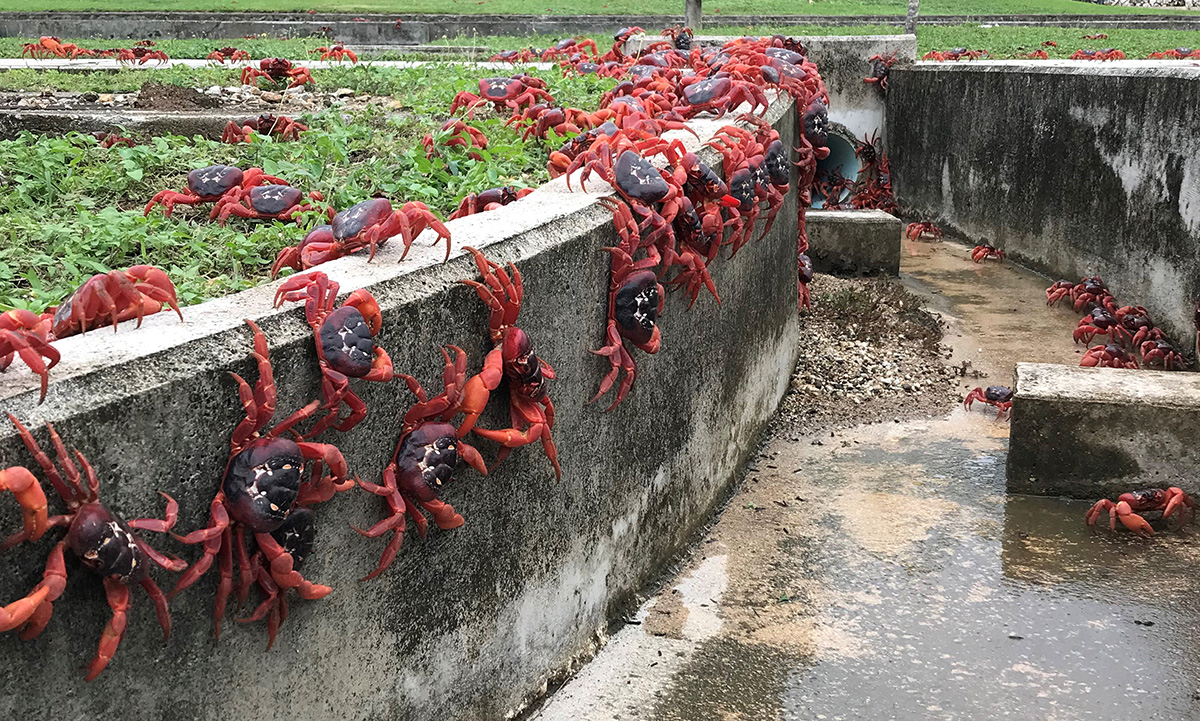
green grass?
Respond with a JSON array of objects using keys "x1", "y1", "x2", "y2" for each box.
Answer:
[
  {"x1": 0, "y1": 64, "x2": 614, "y2": 312},
  {"x1": 3, "y1": 0, "x2": 1197, "y2": 15},
  {"x1": 432, "y1": 23, "x2": 1200, "y2": 58}
]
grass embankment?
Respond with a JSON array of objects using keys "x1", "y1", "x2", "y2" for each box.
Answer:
[
  {"x1": 6, "y1": 0, "x2": 1196, "y2": 16},
  {"x1": 0, "y1": 64, "x2": 614, "y2": 312}
]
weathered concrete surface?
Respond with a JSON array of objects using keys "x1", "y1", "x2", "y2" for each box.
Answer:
[
  {"x1": 1008, "y1": 362, "x2": 1200, "y2": 497},
  {"x1": 807, "y1": 209, "x2": 901, "y2": 275},
  {"x1": 4, "y1": 13, "x2": 1200, "y2": 44},
  {"x1": 888, "y1": 61, "x2": 1200, "y2": 349},
  {"x1": 0, "y1": 100, "x2": 799, "y2": 720}
]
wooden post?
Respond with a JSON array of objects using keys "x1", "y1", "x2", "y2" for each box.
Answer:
[
  {"x1": 905, "y1": 0, "x2": 919, "y2": 34},
  {"x1": 685, "y1": 0, "x2": 702, "y2": 31}
]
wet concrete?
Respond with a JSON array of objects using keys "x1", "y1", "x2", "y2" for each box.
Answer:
[{"x1": 532, "y1": 236, "x2": 1200, "y2": 721}]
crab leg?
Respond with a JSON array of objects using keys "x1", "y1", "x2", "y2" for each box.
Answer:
[
  {"x1": 0, "y1": 467, "x2": 49, "y2": 541},
  {"x1": 84, "y1": 578, "x2": 131, "y2": 681}
]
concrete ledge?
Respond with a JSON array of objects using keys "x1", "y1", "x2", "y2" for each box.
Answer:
[
  {"x1": 806, "y1": 209, "x2": 901, "y2": 275},
  {"x1": 1007, "y1": 362, "x2": 1200, "y2": 498},
  {"x1": 0, "y1": 108, "x2": 251, "y2": 140},
  {"x1": 0, "y1": 99, "x2": 799, "y2": 719}
]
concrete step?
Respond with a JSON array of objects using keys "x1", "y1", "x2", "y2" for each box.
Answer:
[
  {"x1": 1007, "y1": 362, "x2": 1200, "y2": 499},
  {"x1": 807, "y1": 209, "x2": 901, "y2": 276}
]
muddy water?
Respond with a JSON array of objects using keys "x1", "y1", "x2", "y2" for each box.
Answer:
[{"x1": 532, "y1": 239, "x2": 1200, "y2": 721}]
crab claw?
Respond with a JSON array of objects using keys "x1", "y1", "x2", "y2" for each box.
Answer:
[
  {"x1": 0, "y1": 467, "x2": 48, "y2": 542},
  {"x1": 1112, "y1": 501, "x2": 1154, "y2": 538}
]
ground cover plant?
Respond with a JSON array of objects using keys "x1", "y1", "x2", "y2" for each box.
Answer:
[
  {"x1": 4, "y1": 0, "x2": 1195, "y2": 15},
  {"x1": 0, "y1": 64, "x2": 614, "y2": 313}
]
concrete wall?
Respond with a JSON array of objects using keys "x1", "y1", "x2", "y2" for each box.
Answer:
[
  {"x1": 806, "y1": 209, "x2": 901, "y2": 275},
  {"x1": 888, "y1": 61, "x2": 1200, "y2": 348},
  {"x1": 1008, "y1": 363, "x2": 1200, "y2": 497},
  {"x1": 4, "y1": 13, "x2": 1200, "y2": 43},
  {"x1": 0, "y1": 101, "x2": 799, "y2": 719}
]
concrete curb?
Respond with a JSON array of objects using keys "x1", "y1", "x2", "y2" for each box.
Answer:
[
  {"x1": 3, "y1": 12, "x2": 1200, "y2": 43},
  {"x1": 0, "y1": 96, "x2": 801, "y2": 720},
  {"x1": 1008, "y1": 362, "x2": 1200, "y2": 497}
]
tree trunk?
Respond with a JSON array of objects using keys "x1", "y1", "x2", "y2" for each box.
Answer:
[
  {"x1": 905, "y1": 0, "x2": 920, "y2": 34},
  {"x1": 685, "y1": 0, "x2": 702, "y2": 31}
]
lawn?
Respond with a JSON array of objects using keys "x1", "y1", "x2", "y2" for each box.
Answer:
[
  {"x1": 5, "y1": 0, "x2": 1197, "y2": 15},
  {"x1": 0, "y1": 64, "x2": 615, "y2": 312}
]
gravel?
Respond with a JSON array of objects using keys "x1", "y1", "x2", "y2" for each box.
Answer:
[{"x1": 770, "y1": 274, "x2": 958, "y2": 437}]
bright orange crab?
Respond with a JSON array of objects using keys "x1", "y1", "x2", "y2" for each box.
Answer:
[
  {"x1": 1086, "y1": 488, "x2": 1195, "y2": 538},
  {"x1": 457, "y1": 246, "x2": 561, "y2": 480}
]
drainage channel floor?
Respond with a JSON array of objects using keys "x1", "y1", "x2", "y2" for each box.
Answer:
[{"x1": 532, "y1": 238, "x2": 1200, "y2": 721}]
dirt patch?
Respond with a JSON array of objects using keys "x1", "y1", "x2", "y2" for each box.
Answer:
[
  {"x1": 133, "y1": 82, "x2": 220, "y2": 110},
  {"x1": 771, "y1": 274, "x2": 958, "y2": 436}
]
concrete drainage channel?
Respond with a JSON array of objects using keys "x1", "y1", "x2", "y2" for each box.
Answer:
[{"x1": 3, "y1": 30, "x2": 1200, "y2": 719}]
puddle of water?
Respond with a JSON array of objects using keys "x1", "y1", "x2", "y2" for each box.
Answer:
[{"x1": 901, "y1": 238, "x2": 1085, "y2": 389}]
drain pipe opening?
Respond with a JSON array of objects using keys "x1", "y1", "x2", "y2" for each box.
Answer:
[{"x1": 812, "y1": 132, "x2": 861, "y2": 209}]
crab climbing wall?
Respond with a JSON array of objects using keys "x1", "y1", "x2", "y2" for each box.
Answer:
[
  {"x1": 887, "y1": 61, "x2": 1200, "y2": 348},
  {"x1": 0, "y1": 100, "x2": 800, "y2": 720}
]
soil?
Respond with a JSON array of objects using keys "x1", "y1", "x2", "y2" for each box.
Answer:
[{"x1": 133, "y1": 82, "x2": 220, "y2": 110}]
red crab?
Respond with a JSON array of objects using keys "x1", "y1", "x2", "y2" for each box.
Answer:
[
  {"x1": 905, "y1": 221, "x2": 943, "y2": 240},
  {"x1": 22, "y1": 36, "x2": 93, "y2": 59},
  {"x1": 270, "y1": 198, "x2": 451, "y2": 271},
  {"x1": 1114, "y1": 305, "x2": 1162, "y2": 347},
  {"x1": 1080, "y1": 343, "x2": 1138, "y2": 369},
  {"x1": 1063, "y1": 276, "x2": 1116, "y2": 313},
  {"x1": 1, "y1": 414, "x2": 185, "y2": 680},
  {"x1": 448, "y1": 186, "x2": 534, "y2": 219},
  {"x1": 798, "y1": 252, "x2": 814, "y2": 311},
  {"x1": 1141, "y1": 339, "x2": 1187, "y2": 370},
  {"x1": 1083, "y1": 34, "x2": 1108, "y2": 40},
  {"x1": 590, "y1": 198, "x2": 666, "y2": 411},
  {"x1": 117, "y1": 47, "x2": 169, "y2": 65},
  {"x1": 863, "y1": 51, "x2": 898, "y2": 92},
  {"x1": 48, "y1": 265, "x2": 183, "y2": 340},
  {"x1": 1148, "y1": 48, "x2": 1200, "y2": 60},
  {"x1": 207, "y1": 47, "x2": 250, "y2": 64},
  {"x1": 1070, "y1": 48, "x2": 1126, "y2": 61},
  {"x1": 1074, "y1": 308, "x2": 1131, "y2": 346},
  {"x1": 271, "y1": 223, "x2": 332, "y2": 277},
  {"x1": 971, "y1": 244, "x2": 1006, "y2": 263},
  {"x1": 222, "y1": 114, "x2": 309, "y2": 143},
  {"x1": 963, "y1": 385, "x2": 1013, "y2": 420},
  {"x1": 311, "y1": 44, "x2": 358, "y2": 63},
  {"x1": 210, "y1": 184, "x2": 329, "y2": 226},
  {"x1": 144, "y1": 164, "x2": 288, "y2": 217},
  {"x1": 0, "y1": 309, "x2": 58, "y2": 403},
  {"x1": 91, "y1": 131, "x2": 136, "y2": 149},
  {"x1": 170, "y1": 319, "x2": 354, "y2": 645},
  {"x1": 241, "y1": 58, "x2": 314, "y2": 90},
  {"x1": 922, "y1": 48, "x2": 988, "y2": 62},
  {"x1": 449, "y1": 74, "x2": 555, "y2": 118},
  {"x1": 355, "y1": 346, "x2": 488, "y2": 580},
  {"x1": 273, "y1": 271, "x2": 394, "y2": 436},
  {"x1": 456, "y1": 246, "x2": 560, "y2": 479},
  {"x1": 421, "y1": 119, "x2": 488, "y2": 161},
  {"x1": 677, "y1": 74, "x2": 770, "y2": 118},
  {"x1": 1086, "y1": 487, "x2": 1194, "y2": 538}
]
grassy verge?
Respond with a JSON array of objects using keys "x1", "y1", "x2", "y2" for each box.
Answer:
[
  {"x1": 5, "y1": 0, "x2": 1196, "y2": 15},
  {"x1": 0, "y1": 64, "x2": 614, "y2": 312}
]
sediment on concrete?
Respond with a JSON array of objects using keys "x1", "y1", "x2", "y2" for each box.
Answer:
[
  {"x1": 0, "y1": 97, "x2": 799, "y2": 719},
  {"x1": 1007, "y1": 362, "x2": 1200, "y2": 498},
  {"x1": 0, "y1": 108, "x2": 270, "y2": 140},
  {"x1": 3, "y1": 13, "x2": 1200, "y2": 43},
  {"x1": 806, "y1": 209, "x2": 901, "y2": 275},
  {"x1": 887, "y1": 62, "x2": 1200, "y2": 349}
]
